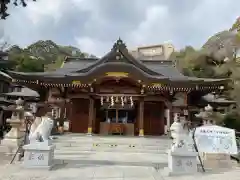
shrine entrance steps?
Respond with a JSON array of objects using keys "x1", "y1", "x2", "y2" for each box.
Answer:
[{"x1": 52, "y1": 133, "x2": 171, "y2": 167}]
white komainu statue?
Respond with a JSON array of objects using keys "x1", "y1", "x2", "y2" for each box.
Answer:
[
  {"x1": 170, "y1": 114, "x2": 195, "y2": 151},
  {"x1": 28, "y1": 115, "x2": 54, "y2": 144}
]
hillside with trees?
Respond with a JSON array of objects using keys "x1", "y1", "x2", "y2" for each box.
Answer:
[
  {"x1": 6, "y1": 40, "x2": 94, "y2": 72},
  {"x1": 171, "y1": 18, "x2": 240, "y2": 128}
]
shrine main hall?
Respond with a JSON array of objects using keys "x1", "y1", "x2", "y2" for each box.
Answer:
[{"x1": 7, "y1": 39, "x2": 227, "y2": 136}]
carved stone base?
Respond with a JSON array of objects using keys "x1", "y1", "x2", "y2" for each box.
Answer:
[
  {"x1": 1, "y1": 126, "x2": 24, "y2": 155},
  {"x1": 1, "y1": 138, "x2": 22, "y2": 155},
  {"x1": 200, "y1": 153, "x2": 236, "y2": 170},
  {"x1": 22, "y1": 142, "x2": 56, "y2": 170},
  {"x1": 164, "y1": 149, "x2": 198, "y2": 176}
]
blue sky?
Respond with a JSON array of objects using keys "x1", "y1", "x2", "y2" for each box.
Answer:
[{"x1": 1, "y1": 0, "x2": 239, "y2": 56}]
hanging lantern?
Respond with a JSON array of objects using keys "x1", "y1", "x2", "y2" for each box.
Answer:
[
  {"x1": 121, "y1": 96, "x2": 124, "y2": 107},
  {"x1": 100, "y1": 96, "x2": 104, "y2": 106},
  {"x1": 110, "y1": 96, "x2": 114, "y2": 106}
]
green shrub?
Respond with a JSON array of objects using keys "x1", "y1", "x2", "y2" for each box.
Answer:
[{"x1": 223, "y1": 112, "x2": 240, "y2": 132}]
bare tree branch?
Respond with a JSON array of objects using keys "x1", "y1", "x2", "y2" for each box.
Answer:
[
  {"x1": 0, "y1": 0, "x2": 37, "y2": 19},
  {"x1": 0, "y1": 40, "x2": 10, "y2": 51}
]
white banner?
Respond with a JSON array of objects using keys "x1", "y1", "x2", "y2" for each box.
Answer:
[{"x1": 194, "y1": 125, "x2": 238, "y2": 154}]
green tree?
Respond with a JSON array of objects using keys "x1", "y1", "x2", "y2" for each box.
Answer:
[
  {"x1": 10, "y1": 53, "x2": 44, "y2": 72},
  {"x1": 174, "y1": 17, "x2": 240, "y2": 129},
  {"x1": 0, "y1": 0, "x2": 37, "y2": 19},
  {"x1": 7, "y1": 40, "x2": 89, "y2": 72},
  {"x1": 171, "y1": 47, "x2": 217, "y2": 78}
]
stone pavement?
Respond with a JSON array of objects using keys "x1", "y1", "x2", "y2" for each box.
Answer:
[
  {"x1": 1, "y1": 134, "x2": 240, "y2": 180},
  {"x1": 0, "y1": 161, "x2": 240, "y2": 180},
  {"x1": 52, "y1": 134, "x2": 171, "y2": 165}
]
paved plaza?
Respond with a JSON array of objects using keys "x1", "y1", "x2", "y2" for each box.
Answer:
[
  {"x1": 0, "y1": 134, "x2": 240, "y2": 180},
  {"x1": 0, "y1": 161, "x2": 240, "y2": 180}
]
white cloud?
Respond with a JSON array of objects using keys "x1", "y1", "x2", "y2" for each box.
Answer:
[
  {"x1": 75, "y1": 36, "x2": 111, "y2": 57},
  {"x1": 3, "y1": 0, "x2": 240, "y2": 56},
  {"x1": 26, "y1": 0, "x2": 63, "y2": 24},
  {"x1": 127, "y1": 5, "x2": 170, "y2": 47}
]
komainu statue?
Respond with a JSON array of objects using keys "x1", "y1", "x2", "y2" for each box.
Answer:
[
  {"x1": 170, "y1": 113, "x2": 195, "y2": 152},
  {"x1": 28, "y1": 113, "x2": 54, "y2": 144}
]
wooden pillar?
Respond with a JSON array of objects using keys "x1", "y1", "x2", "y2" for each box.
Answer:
[
  {"x1": 68, "y1": 101, "x2": 73, "y2": 132},
  {"x1": 58, "y1": 105, "x2": 65, "y2": 134},
  {"x1": 165, "y1": 109, "x2": 170, "y2": 134},
  {"x1": 92, "y1": 107, "x2": 96, "y2": 133},
  {"x1": 87, "y1": 98, "x2": 94, "y2": 135},
  {"x1": 116, "y1": 109, "x2": 119, "y2": 123},
  {"x1": 139, "y1": 98, "x2": 144, "y2": 136}
]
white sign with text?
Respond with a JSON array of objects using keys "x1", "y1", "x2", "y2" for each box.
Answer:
[{"x1": 194, "y1": 125, "x2": 238, "y2": 154}]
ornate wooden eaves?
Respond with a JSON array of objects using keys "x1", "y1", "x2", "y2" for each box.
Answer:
[{"x1": 13, "y1": 78, "x2": 226, "y2": 94}]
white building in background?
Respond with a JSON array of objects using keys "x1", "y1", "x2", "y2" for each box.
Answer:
[{"x1": 130, "y1": 43, "x2": 175, "y2": 61}]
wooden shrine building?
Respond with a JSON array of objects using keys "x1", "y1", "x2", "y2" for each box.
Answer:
[{"x1": 6, "y1": 39, "x2": 229, "y2": 136}]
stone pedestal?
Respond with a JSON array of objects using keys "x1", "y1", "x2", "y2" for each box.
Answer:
[
  {"x1": 22, "y1": 141, "x2": 55, "y2": 170},
  {"x1": 201, "y1": 153, "x2": 236, "y2": 170},
  {"x1": 164, "y1": 149, "x2": 198, "y2": 176},
  {"x1": 1, "y1": 119, "x2": 24, "y2": 155}
]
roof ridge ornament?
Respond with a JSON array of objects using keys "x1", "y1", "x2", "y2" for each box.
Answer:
[{"x1": 112, "y1": 38, "x2": 127, "y2": 51}]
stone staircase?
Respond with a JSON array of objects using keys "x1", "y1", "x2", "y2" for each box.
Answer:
[{"x1": 52, "y1": 134, "x2": 171, "y2": 166}]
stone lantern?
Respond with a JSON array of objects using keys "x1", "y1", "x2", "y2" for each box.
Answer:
[
  {"x1": 195, "y1": 104, "x2": 214, "y2": 125},
  {"x1": 1, "y1": 98, "x2": 25, "y2": 155}
]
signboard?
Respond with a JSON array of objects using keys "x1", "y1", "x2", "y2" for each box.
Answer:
[
  {"x1": 72, "y1": 80, "x2": 81, "y2": 85},
  {"x1": 194, "y1": 125, "x2": 238, "y2": 154},
  {"x1": 105, "y1": 72, "x2": 128, "y2": 77},
  {"x1": 151, "y1": 83, "x2": 163, "y2": 87}
]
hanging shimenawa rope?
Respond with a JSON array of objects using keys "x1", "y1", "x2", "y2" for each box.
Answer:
[{"x1": 0, "y1": 0, "x2": 36, "y2": 19}]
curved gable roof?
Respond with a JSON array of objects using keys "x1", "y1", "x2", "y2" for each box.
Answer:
[
  {"x1": 65, "y1": 62, "x2": 168, "y2": 83},
  {"x1": 5, "y1": 39, "x2": 229, "y2": 87},
  {"x1": 62, "y1": 39, "x2": 161, "y2": 76}
]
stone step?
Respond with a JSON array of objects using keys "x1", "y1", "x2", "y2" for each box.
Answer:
[
  {"x1": 53, "y1": 139, "x2": 171, "y2": 144},
  {"x1": 60, "y1": 160, "x2": 167, "y2": 168},
  {"x1": 54, "y1": 142, "x2": 170, "y2": 148},
  {"x1": 53, "y1": 138, "x2": 171, "y2": 146},
  {"x1": 52, "y1": 135, "x2": 170, "y2": 165},
  {"x1": 53, "y1": 135, "x2": 171, "y2": 145},
  {"x1": 53, "y1": 141, "x2": 170, "y2": 147},
  {"x1": 52, "y1": 134, "x2": 171, "y2": 155},
  {"x1": 53, "y1": 142, "x2": 170, "y2": 153},
  {"x1": 54, "y1": 148, "x2": 168, "y2": 154},
  {"x1": 54, "y1": 151, "x2": 168, "y2": 164}
]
